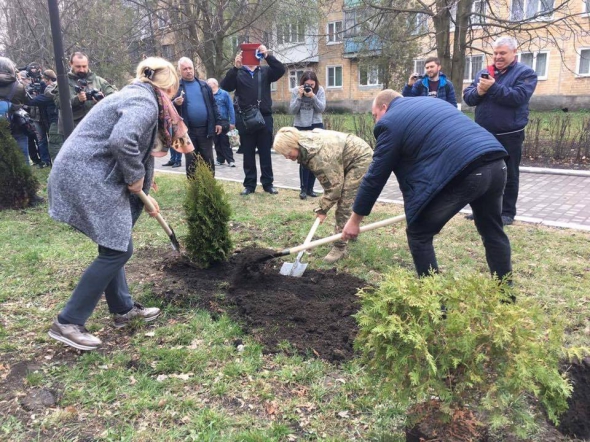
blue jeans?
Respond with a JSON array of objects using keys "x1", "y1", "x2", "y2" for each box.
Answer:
[
  {"x1": 12, "y1": 132, "x2": 30, "y2": 165},
  {"x1": 59, "y1": 239, "x2": 135, "y2": 325},
  {"x1": 407, "y1": 159, "x2": 511, "y2": 281},
  {"x1": 33, "y1": 121, "x2": 51, "y2": 164},
  {"x1": 170, "y1": 148, "x2": 182, "y2": 164}
]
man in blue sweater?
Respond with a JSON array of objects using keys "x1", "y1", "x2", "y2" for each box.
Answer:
[
  {"x1": 402, "y1": 57, "x2": 457, "y2": 108},
  {"x1": 172, "y1": 57, "x2": 223, "y2": 178},
  {"x1": 463, "y1": 36, "x2": 538, "y2": 225},
  {"x1": 342, "y1": 90, "x2": 512, "y2": 286}
]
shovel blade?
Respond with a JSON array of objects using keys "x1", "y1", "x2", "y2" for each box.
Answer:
[{"x1": 279, "y1": 261, "x2": 308, "y2": 277}]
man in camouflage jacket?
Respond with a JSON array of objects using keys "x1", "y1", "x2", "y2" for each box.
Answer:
[{"x1": 273, "y1": 127, "x2": 373, "y2": 263}]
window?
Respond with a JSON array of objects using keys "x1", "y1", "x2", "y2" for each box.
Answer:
[
  {"x1": 585, "y1": 0, "x2": 590, "y2": 13},
  {"x1": 463, "y1": 55, "x2": 484, "y2": 81},
  {"x1": 518, "y1": 52, "x2": 548, "y2": 79},
  {"x1": 359, "y1": 65, "x2": 381, "y2": 86},
  {"x1": 327, "y1": 66, "x2": 343, "y2": 88},
  {"x1": 161, "y1": 44, "x2": 174, "y2": 60},
  {"x1": 470, "y1": 0, "x2": 486, "y2": 25},
  {"x1": 327, "y1": 21, "x2": 343, "y2": 43},
  {"x1": 410, "y1": 13, "x2": 428, "y2": 35},
  {"x1": 289, "y1": 70, "x2": 305, "y2": 89},
  {"x1": 577, "y1": 49, "x2": 590, "y2": 75},
  {"x1": 511, "y1": 0, "x2": 555, "y2": 20},
  {"x1": 270, "y1": 82, "x2": 277, "y2": 92},
  {"x1": 413, "y1": 59, "x2": 425, "y2": 75},
  {"x1": 277, "y1": 21, "x2": 305, "y2": 45}
]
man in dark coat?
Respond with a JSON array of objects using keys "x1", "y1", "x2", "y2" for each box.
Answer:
[
  {"x1": 173, "y1": 57, "x2": 223, "y2": 178},
  {"x1": 220, "y1": 44, "x2": 285, "y2": 195},
  {"x1": 463, "y1": 36, "x2": 537, "y2": 226},
  {"x1": 342, "y1": 90, "x2": 512, "y2": 285}
]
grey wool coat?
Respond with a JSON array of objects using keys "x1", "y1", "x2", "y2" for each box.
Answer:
[{"x1": 48, "y1": 81, "x2": 158, "y2": 252}]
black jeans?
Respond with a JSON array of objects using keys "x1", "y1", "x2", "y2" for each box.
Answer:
[
  {"x1": 406, "y1": 159, "x2": 511, "y2": 281},
  {"x1": 186, "y1": 126, "x2": 215, "y2": 179},
  {"x1": 495, "y1": 130, "x2": 524, "y2": 219},
  {"x1": 214, "y1": 132, "x2": 234, "y2": 164},
  {"x1": 241, "y1": 115, "x2": 274, "y2": 191},
  {"x1": 296, "y1": 123, "x2": 323, "y2": 193}
]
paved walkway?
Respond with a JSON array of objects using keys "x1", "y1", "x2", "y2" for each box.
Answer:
[{"x1": 154, "y1": 153, "x2": 590, "y2": 231}]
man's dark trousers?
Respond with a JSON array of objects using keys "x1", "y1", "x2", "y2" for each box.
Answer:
[
  {"x1": 214, "y1": 132, "x2": 234, "y2": 164},
  {"x1": 406, "y1": 159, "x2": 511, "y2": 281},
  {"x1": 241, "y1": 115, "x2": 274, "y2": 191},
  {"x1": 186, "y1": 126, "x2": 215, "y2": 179},
  {"x1": 494, "y1": 130, "x2": 524, "y2": 219}
]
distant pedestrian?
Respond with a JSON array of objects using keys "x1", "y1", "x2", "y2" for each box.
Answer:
[
  {"x1": 289, "y1": 71, "x2": 326, "y2": 200},
  {"x1": 207, "y1": 78, "x2": 236, "y2": 168},
  {"x1": 463, "y1": 36, "x2": 538, "y2": 226},
  {"x1": 402, "y1": 56, "x2": 457, "y2": 108}
]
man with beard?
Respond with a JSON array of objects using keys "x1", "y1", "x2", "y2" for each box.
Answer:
[
  {"x1": 402, "y1": 57, "x2": 457, "y2": 108},
  {"x1": 54, "y1": 52, "x2": 116, "y2": 128}
]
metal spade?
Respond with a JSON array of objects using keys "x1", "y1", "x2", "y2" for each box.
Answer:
[{"x1": 279, "y1": 217, "x2": 322, "y2": 277}]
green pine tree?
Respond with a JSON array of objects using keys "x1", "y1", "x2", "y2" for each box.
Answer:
[
  {"x1": 183, "y1": 155, "x2": 233, "y2": 268},
  {"x1": 0, "y1": 119, "x2": 39, "y2": 210}
]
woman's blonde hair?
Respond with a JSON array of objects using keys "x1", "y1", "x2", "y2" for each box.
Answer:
[
  {"x1": 273, "y1": 127, "x2": 301, "y2": 156},
  {"x1": 135, "y1": 57, "x2": 179, "y2": 94}
]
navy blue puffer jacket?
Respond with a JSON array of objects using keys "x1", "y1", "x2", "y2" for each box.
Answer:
[
  {"x1": 401, "y1": 73, "x2": 457, "y2": 108},
  {"x1": 463, "y1": 61, "x2": 537, "y2": 134},
  {"x1": 353, "y1": 97, "x2": 507, "y2": 224}
]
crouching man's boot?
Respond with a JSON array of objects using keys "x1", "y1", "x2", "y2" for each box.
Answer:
[{"x1": 323, "y1": 243, "x2": 348, "y2": 264}]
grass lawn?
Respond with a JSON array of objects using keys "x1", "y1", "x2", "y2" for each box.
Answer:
[{"x1": 1, "y1": 170, "x2": 589, "y2": 441}]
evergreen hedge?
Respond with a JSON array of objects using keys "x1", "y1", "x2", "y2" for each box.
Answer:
[
  {"x1": 0, "y1": 119, "x2": 39, "y2": 210},
  {"x1": 183, "y1": 155, "x2": 233, "y2": 268}
]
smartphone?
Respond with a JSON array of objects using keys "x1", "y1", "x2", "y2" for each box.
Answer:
[
  {"x1": 181, "y1": 90, "x2": 185, "y2": 97},
  {"x1": 481, "y1": 73, "x2": 490, "y2": 79}
]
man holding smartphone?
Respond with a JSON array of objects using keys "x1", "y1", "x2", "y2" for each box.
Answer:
[
  {"x1": 463, "y1": 36, "x2": 538, "y2": 226},
  {"x1": 402, "y1": 57, "x2": 457, "y2": 108}
]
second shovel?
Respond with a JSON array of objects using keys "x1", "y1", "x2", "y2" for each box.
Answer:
[{"x1": 279, "y1": 217, "x2": 321, "y2": 277}]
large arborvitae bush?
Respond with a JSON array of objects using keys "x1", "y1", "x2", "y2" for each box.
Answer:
[
  {"x1": 183, "y1": 156, "x2": 232, "y2": 268},
  {"x1": 354, "y1": 268, "x2": 572, "y2": 438},
  {"x1": 0, "y1": 119, "x2": 39, "y2": 210}
]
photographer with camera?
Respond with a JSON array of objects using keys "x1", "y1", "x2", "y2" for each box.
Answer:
[
  {"x1": 23, "y1": 62, "x2": 51, "y2": 168},
  {"x1": 463, "y1": 37, "x2": 537, "y2": 226},
  {"x1": 54, "y1": 52, "x2": 116, "y2": 129},
  {"x1": 289, "y1": 71, "x2": 326, "y2": 200},
  {"x1": 402, "y1": 57, "x2": 457, "y2": 108},
  {"x1": 28, "y1": 70, "x2": 62, "y2": 161}
]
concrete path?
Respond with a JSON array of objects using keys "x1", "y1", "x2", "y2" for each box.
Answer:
[{"x1": 154, "y1": 153, "x2": 590, "y2": 232}]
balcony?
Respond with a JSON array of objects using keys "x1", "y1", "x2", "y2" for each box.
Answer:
[{"x1": 343, "y1": 36, "x2": 382, "y2": 58}]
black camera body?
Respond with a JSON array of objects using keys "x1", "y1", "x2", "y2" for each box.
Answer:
[
  {"x1": 75, "y1": 79, "x2": 104, "y2": 102},
  {"x1": 303, "y1": 84, "x2": 313, "y2": 93},
  {"x1": 481, "y1": 73, "x2": 490, "y2": 79},
  {"x1": 412, "y1": 75, "x2": 424, "y2": 80},
  {"x1": 27, "y1": 80, "x2": 44, "y2": 95}
]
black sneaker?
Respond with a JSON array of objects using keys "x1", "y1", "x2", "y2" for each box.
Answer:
[
  {"x1": 171, "y1": 162, "x2": 182, "y2": 168},
  {"x1": 299, "y1": 191, "x2": 307, "y2": 200},
  {"x1": 162, "y1": 161, "x2": 175, "y2": 167},
  {"x1": 264, "y1": 186, "x2": 278, "y2": 195},
  {"x1": 502, "y1": 216, "x2": 514, "y2": 226},
  {"x1": 465, "y1": 214, "x2": 474, "y2": 220},
  {"x1": 240, "y1": 188, "x2": 254, "y2": 196}
]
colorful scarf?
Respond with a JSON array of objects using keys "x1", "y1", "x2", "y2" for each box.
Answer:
[{"x1": 151, "y1": 86, "x2": 194, "y2": 157}]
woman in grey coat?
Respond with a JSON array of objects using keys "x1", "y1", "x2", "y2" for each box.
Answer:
[
  {"x1": 47, "y1": 57, "x2": 192, "y2": 351},
  {"x1": 289, "y1": 71, "x2": 326, "y2": 200}
]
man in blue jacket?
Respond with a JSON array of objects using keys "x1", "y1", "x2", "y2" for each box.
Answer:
[
  {"x1": 463, "y1": 36, "x2": 538, "y2": 226},
  {"x1": 173, "y1": 57, "x2": 223, "y2": 178},
  {"x1": 207, "y1": 78, "x2": 236, "y2": 168},
  {"x1": 402, "y1": 57, "x2": 457, "y2": 108},
  {"x1": 342, "y1": 90, "x2": 512, "y2": 286}
]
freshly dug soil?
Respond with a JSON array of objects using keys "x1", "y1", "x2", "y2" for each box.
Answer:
[
  {"x1": 154, "y1": 247, "x2": 368, "y2": 363},
  {"x1": 557, "y1": 358, "x2": 590, "y2": 439}
]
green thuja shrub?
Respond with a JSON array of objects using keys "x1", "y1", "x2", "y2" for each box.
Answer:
[
  {"x1": 0, "y1": 119, "x2": 39, "y2": 210},
  {"x1": 183, "y1": 156, "x2": 233, "y2": 268},
  {"x1": 354, "y1": 269, "x2": 572, "y2": 438}
]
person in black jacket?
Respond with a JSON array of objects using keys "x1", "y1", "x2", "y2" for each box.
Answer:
[
  {"x1": 220, "y1": 45, "x2": 285, "y2": 195},
  {"x1": 172, "y1": 57, "x2": 223, "y2": 178},
  {"x1": 342, "y1": 90, "x2": 513, "y2": 288}
]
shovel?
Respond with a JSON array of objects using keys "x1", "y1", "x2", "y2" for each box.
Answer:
[
  {"x1": 268, "y1": 214, "x2": 406, "y2": 265},
  {"x1": 280, "y1": 217, "x2": 321, "y2": 277},
  {"x1": 137, "y1": 190, "x2": 181, "y2": 252}
]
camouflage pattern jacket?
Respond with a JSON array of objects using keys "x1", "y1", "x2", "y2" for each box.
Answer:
[{"x1": 297, "y1": 129, "x2": 373, "y2": 214}]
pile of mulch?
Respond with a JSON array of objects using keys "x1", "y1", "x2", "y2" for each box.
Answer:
[{"x1": 153, "y1": 247, "x2": 368, "y2": 363}]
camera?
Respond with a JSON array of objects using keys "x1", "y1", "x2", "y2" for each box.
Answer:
[
  {"x1": 74, "y1": 79, "x2": 104, "y2": 102},
  {"x1": 481, "y1": 73, "x2": 490, "y2": 79},
  {"x1": 412, "y1": 75, "x2": 424, "y2": 80},
  {"x1": 26, "y1": 80, "x2": 44, "y2": 95},
  {"x1": 303, "y1": 84, "x2": 313, "y2": 93}
]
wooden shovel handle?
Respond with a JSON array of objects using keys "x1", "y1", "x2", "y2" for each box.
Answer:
[
  {"x1": 137, "y1": 190, "x2": 174, "y2": 236},
  {"x1": 282, "y1": 214, "x2": 406, "y2": 256}
]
